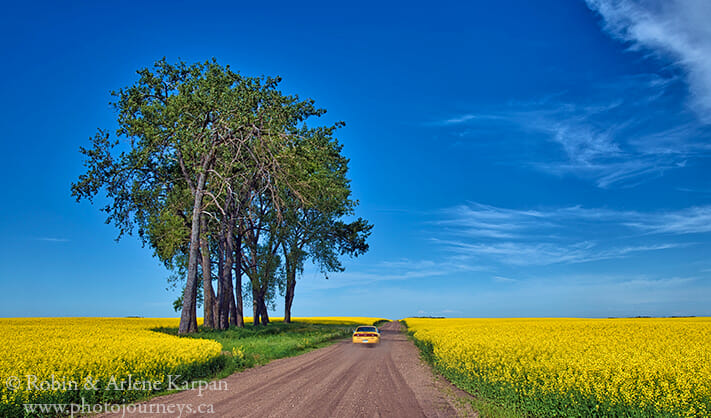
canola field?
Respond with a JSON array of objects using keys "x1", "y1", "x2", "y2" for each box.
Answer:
[
  {"x1": 290, "y1": 316, "x2": 389, "y2": 325},
  {"x1": 405, "y1": 317, "x2": 711, "y2": 417},
  {"x1": 0, "y1": 318, "x2": 223, "y2": 415},
  {"x1": 0, "y1": 316, "x2": 385, "y2": 416}
]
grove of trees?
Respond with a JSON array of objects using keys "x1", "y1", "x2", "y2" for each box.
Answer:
[{"x1": 72, "y1": 59, "x2": 372, "y2": 334}]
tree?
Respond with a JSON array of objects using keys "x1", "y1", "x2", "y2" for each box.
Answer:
[
  {"x1": 74, "y1": 59, "x2": 246, "y2": 333},
  {"x1": 276, "y1": 125, "x2": 372, "y2": 322},
  {"x1": 72, "y1": 58, "x2": 361, "y2": 333}
]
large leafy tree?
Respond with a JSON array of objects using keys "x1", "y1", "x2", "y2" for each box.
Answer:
[
  {"x1": 73, "y1": 58, "x2": 371, "y2": 333},
  {"x1": 73, "y1": 59, "x2": 223, "y2": 333}
]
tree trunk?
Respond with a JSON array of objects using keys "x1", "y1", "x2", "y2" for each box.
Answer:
[
  {"x1": 223, "y1": 210, "x2": 235, "y2": 327},
  {"x1": 200, "y1": 215, "x2": 216, "y2": 329},
  {"x1": 284, "y1": 277, "x2": 295, "y2": 324},
  {"x1": 283, "y1": 253, "x2": 295, "y2": 324},
  {"x1": 252, "y1": 286, "x2": 261, "y2": 326},
  {"x1": 284, "y1": 288, "x2": 293, "y2": 323},
  {"x1": 228, "y1": 276, "x2": 237, "y2": 327},
  {"x1": 260, "y1": 297, "x2": 270, "y2": 325},
  {"x1": 212, "y1": 289, "x2": 219, "y2": 328},
  {"x1": 179, "y1": 157, "x2": 212, "y2": 334},
  {"x1": 258, "y1": 267, "x2": 270, "y2": 326},
  {"x1": 258, "y1": 242, "x2": 278, "y2": 326},
  {"x1": 233, "y1": 233, "x2": 244, "y2": 328},
  {"x1": 216, "y1": 221, "x2": 227, "y2": 330}
]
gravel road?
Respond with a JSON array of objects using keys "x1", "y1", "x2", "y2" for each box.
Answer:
[{"x1": 100, "y1": 321, "x2": 474, "y2": 417}]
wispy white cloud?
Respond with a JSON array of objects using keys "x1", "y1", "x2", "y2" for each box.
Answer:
[
  {"x1": 677, "y1": 186, "x2": 711, "y2": 194},
  {"x1": 434, "y1": 238, "x2": 681, "y2": 266},
  {"x1": 433, "y1": 202, "x2": 708, "y2": 266},
  {"x1": 301, "y1": 258, "x2": 482, "y2": 290},
  {"x1": 441, "y1": 202, "x2": 711, "y2": 236},
  {"x1": 35, "y1": 237, "x2": 70, "y2": 242},
  {"x1": 493, "y1": 276, "x2": 518, "y2": 283},
  {"x1": 615, "y1": 275, "x2": 698, "y2": 289},
  {"x1": 550, "y1": 123, "x2": 621, "y2": 165},
  {"x1": 436, "y1": 114, "x2": 505, "y2": 126},
  {"x1": 437, "y1": 203, "x2": 548, "y2": 239},
  {"x1": 586, "y1": 0, "x2": 711, "y2": 120},
  {"x1": 442, "y1": 115, "x2": 477, "y2": 125},
  {"x1": 433, "y1": 2, "x2": 711, "y2": 190},
  {"x1": 624, "y1": 205, "x2": 711, "y2": 234},
  {"x1": 630, "y1": 123, "x2": 711, "y2": 155},
  {"x1": 415, "y1": 309, "x2": 461, "y2": 317},
  {"x1": 435, "y1": 72, "x2": 710, "y2": 189},
  {"x1": 534, "y1": 158, "x2": 672, "y2": 189}
]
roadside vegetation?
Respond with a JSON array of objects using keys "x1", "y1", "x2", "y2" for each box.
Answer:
[
  {"x1": 155, "y1": 317, "x2": 389, "y2": 377},
  {"x1": 156, "y1": 320, "x2": 357, "y2": 377}
]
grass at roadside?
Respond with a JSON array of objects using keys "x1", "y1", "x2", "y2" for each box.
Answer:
[{"x1": 154, "y1": 319, "x2": 379, "y2": 379}]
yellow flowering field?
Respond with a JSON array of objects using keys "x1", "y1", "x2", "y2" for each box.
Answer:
[
  {"x1": 0, "y1": 318, "x2": 223, "y2": 415},
  {"x1": 404, "y1": 317, "x2": 711, "y2": 417},
  {"x1": 289, "y1": 316, "x2": 389, "y2": 325},
  {"x1": 0, "y1": 316, "x2": 385, "y2": 415}
]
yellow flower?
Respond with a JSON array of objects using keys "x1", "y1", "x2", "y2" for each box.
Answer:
[
  {"x1": 0, "y1": 318, "x2": 220, "y2": 408},
  {"x1": 405, "y1": 317, "x2": 711, "y2": 416}
]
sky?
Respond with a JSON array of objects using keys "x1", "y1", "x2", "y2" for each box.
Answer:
[{"x1": 0, "y1": 0, "x2": 709, "y2": 319}]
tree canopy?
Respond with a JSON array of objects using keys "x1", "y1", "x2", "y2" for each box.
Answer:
[{"x1": 72, "y1": 58, "x2": 372, "y2": 333}]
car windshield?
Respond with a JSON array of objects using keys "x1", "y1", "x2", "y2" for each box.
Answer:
[{"x1": 356, "y1": 326, "x2": 377, "y2": 333}]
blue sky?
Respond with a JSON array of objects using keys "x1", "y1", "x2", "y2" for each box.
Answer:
[{"x1": 0, "y1": 0, "x2": 709, "y2": 319}]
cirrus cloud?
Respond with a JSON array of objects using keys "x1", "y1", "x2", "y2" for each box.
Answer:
[{"x1": 586, "y1": 0, "x2": 711, "y2": 120}]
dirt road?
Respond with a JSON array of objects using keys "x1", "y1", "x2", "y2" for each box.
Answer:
[{"x1": 101, "y1": 321, "x2": 473, "y2": 417}]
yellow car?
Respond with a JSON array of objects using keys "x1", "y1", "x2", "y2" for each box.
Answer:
[{"x1": 352, "y1": 325, "x2": 380, "y2": 345}]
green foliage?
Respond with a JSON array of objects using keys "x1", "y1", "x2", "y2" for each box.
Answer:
[
  {"x1": 72, "y1": 57, "x2": 327, "y2": 269},
  {"x1": 72, "y1": 57, "x2": 372, "y2": 329},
  {"x1": 154, "y1": 321, "x2": 353, "y2": 377}
]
